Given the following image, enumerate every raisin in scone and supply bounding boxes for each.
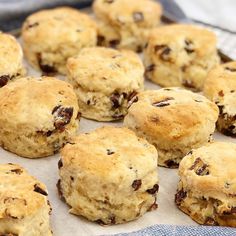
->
[0,163,52,235]
[204,62,236,137]
[0,32,25,87]
[57,126,158,224]
[176,142,236,227]
[124,88,219,168]
[144,24,220,91]
[22,7,97,75]
[0,76,80,158]
[66,47,144,121]
[93,0,162,52]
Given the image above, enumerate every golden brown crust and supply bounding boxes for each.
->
[176,142,236,227]
[93,0,162,51]
[144,24,219,91]
[0,76,79,158]
[22,7,97,74]
[204,62,236,136]
[124,88,219,167]
[66,47,144,121]
[59,126,158,224]
[0,164,52,235]
[204,62,236,100]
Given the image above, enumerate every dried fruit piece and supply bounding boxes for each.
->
[0,75,11,87]
[152,97,174,107]
[58,159,63,169]
[34,184,48,196]
[53,106,73,132]
[27,22,39,29]
[10,169,23,175]
[146,184,159,194]
[57,180,66,202]
[164,159,179,168]
[37,53,56,74]
[184,39,195,54]
[175,189,187,205]
[189,157,209,176]
[110,92,121,109]
[109,39,120,48]
[132,179,142,191]
[225,67,236,72]
[107,149,115,155]
[97,35,105,45]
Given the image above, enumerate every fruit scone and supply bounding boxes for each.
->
[0,76,80,158]
[144,24,220,91]
[57,126,159,225]
[93,0,162,52]
[124,88,219,168]
[176,142,236,227]
[66,47,144,121]
[0,163,52,235]
[22,7,97,75]
[204,62,236,137]
[0,32,25,87]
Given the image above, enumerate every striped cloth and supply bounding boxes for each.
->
[106,224,236,236]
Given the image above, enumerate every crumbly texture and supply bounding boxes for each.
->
[204,62,236,137]
[58,126,158,225]
[176,142,236,227]
[124,88,219,168]
[66,47,144,121]
[0,163,52,235]
[22,7,97,75]
[93,0,162,52]
[0,76,80,158]
[0,32,26,87]
[144,24,220,91]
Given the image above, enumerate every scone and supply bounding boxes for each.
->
[57,126,158,224]
[0,163,52,235]
[124,88,219,168]
[66,47,144,121]
[176,142,236,227]
[0,32,25,87]
[0,76,80,158]
[22,7,97,75]
[204,62,236,137]
[144,24,220,91]
[93,0,162,52]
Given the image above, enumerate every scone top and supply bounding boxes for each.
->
[22,7,97,47]
[59,126,158,224]
[61,127,157,181]
[126,88,219,141]
[67,47,144,94]
[61,126,157,182]
[147,24,218,58]
[22,7,97,74]
[204,61,236,102]
[0,76,79,132]
[0,163,49,220]
[93,0,162,27]
[179,142,236,206]
[144,24,220,91]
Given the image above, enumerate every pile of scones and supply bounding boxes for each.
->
[0,0,236,235]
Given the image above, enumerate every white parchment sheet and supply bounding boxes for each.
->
[3,33,234,235]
